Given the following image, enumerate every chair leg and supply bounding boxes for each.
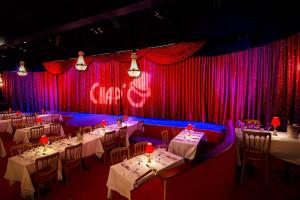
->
[240,157,246,184]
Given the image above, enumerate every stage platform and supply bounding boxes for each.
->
[60,112,226,132]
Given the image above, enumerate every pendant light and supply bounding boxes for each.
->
[128,52,141,78]
[76,51,87,71]
[17,61,28,76]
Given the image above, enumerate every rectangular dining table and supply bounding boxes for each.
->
[106,148,184,200]
[4,133,104,198]
[168,129,206,160]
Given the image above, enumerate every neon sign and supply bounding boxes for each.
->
[90,72,151,108]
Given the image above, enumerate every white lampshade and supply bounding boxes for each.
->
[17,61,28,76]
[128,52,141,78]
[0,73,3,87]
[76,51,87,71]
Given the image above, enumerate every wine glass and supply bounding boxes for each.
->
[68,134,72,139]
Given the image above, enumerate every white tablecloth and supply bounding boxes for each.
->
[38,114,63,122]
[0,114,63,135]
[236,128,300,166]
[4,147,62,198]
[0,119,13,134]
[14,123,65,144]
[107,148,184,200]
[0,137,6,157]
[168,130,206,160]
[4,133,104,198]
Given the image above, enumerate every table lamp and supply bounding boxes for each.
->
[187,124,193,131]
[39,135,49,151]
[271,117,280,136]
[145,142,154,163]
[16,111,22,117]
[36,117,43,124]
[101,120,107,127]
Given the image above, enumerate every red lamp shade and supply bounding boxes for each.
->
[271,117,280,127]
[36,117,43,123]
[16,111,22,117]
[187,124,193,130]
[39,135,49,144]
[101,120,107,127]
[145,142,154,153]
[124,114,128,121]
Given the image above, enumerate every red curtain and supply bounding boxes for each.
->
[3,36,300,125]
[43,41,206,74]
[1,72,58,112]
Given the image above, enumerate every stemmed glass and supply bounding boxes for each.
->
[68,134,72,140]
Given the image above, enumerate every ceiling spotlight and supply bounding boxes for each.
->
[97,27,104,34]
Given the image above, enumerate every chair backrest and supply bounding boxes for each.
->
[35,152,59,183]
[64,143,82,168]
[2,113,16,120]
[26,115,36,125]
[48,136,61,143]
[242,119,261,129]
[110,147,130,165]
[119,126,127,140]
[50,123,61,136]
[79,126,92,134]
[10,143,32,157]
[242,130,271,154]
[30,126,45,141]
[11,117,25,130]
[171,127,181,139]
[134,141,149,156]
[92,123,102,130]
[104,130,116,150]
[138,121,145,132]
[161,130,169,145]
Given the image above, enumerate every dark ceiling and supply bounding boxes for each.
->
[0,0,300,72]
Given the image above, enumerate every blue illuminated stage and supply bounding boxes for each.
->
[60,112,226,132]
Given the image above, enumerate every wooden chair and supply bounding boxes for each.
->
[48,136,61,144]
[29,126,45,143]
[133,141,149,156]
[33,152,59,200]
[240,130,271,185]
[11,117,25,133]
[118,126,127,147]
[161,130,170,150]
[25,115,36,125]
[79,126,92,134]
[171,127,181,139]
[103,130,116,164]
[131,121,145,143]
[49,123,61,136]
[63,143,82,183]
[110,147,130,165]
[2,113,16,120]
[92,123,102,130]
[242,119,261,129]
[10,143,32,157]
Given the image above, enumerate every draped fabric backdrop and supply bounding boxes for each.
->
[2,37,300,126]
[1,72,58,112]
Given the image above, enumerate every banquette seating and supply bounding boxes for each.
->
[131,120,236,200]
